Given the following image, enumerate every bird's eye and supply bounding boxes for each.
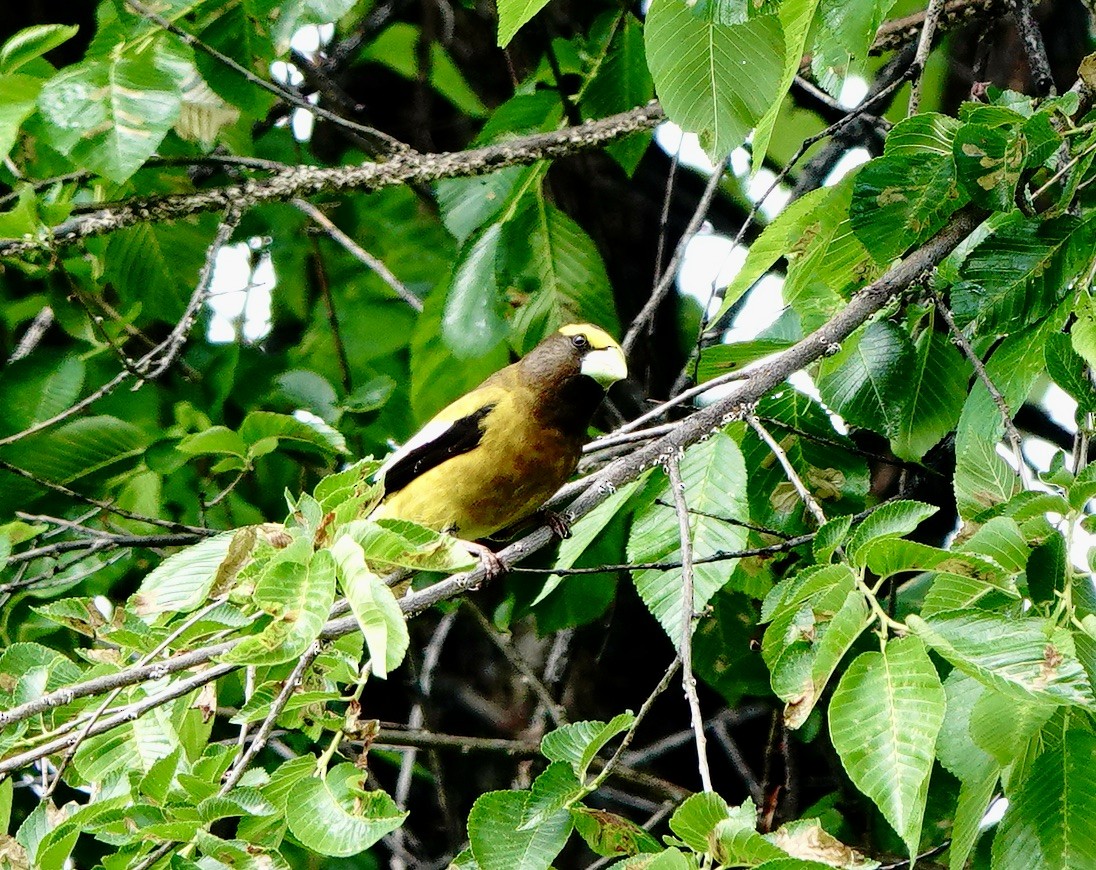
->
[571,334,590,350]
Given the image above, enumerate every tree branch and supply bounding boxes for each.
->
[0,104,665,259]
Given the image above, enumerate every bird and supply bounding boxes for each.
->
[370,323,627,575]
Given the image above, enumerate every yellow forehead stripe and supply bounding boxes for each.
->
[558,323,619,350]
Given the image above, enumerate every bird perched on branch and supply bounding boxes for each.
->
[371,323,627,575]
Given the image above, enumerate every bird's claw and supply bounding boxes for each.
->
[542,510,572,540]
[465,541,507,582]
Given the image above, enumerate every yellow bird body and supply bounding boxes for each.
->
[372,324,627,541]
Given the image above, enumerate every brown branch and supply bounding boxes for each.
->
[0,104,665,259]
[907,0,948,116]
[871,0,1011,55]
[1011,0,1054,96]
[667,456,712,792]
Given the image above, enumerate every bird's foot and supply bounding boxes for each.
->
[464,540,507,583]
[540,509,573,540]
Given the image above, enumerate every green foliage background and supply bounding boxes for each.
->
[1,0,1096,868]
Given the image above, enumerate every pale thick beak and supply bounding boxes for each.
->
[581,346,628,388]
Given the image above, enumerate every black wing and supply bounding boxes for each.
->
[380,403,497,495]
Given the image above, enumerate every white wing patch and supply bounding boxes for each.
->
[375,419,456,482]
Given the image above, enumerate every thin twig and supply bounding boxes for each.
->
[666,457,713,792]
[907,0,947,116]
[465,602,567,727]
[294,199,423,311]
[935,298,1031,487]
[622,154,730,355]
[8,307,54,362]
[748,415,827,525]
[391,612,455,870]
[124,0,408,154]
[220,642,322,794]
[0,206,241,446]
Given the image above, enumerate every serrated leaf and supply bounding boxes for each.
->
[992,730,1096,870]
[239,410,347,456]
[953,122,1025,212]
[541,712,634,781]
[329,535,409,678]
[133,532,236,617]
[572,806,661,857]
[220,548,336,666]
[949,213,1092,335]
[828,637,945,857]
[669,792,735,855]
[628,432,749,649]
[645,0,785,162]
[1046,332,1096,413]
[37,35,190,183]
[891,327,969,461]
[521,762,584,830]
[287,763,406,857]
[817,321,915,439]
[813,514,852,563]
[507,197,619,353]
[851,151,968,263]
[845,499,938,566]
[908,610,1095,707]
[468,790,572,870]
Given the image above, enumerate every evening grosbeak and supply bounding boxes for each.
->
[371,323,627,574]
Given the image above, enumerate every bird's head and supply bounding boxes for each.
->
[555,323,628,388]
[517,324,626,432]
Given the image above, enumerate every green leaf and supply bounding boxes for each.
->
[885,112,962,157]
[950,766,998,870]
[468,790,573,870]
[773,587,870,729]
[37,35,190,183]
[221,548,336,666]
[533,477,643,605]
[891,326,969,461]
[507,197,619,354]
[496,0,551,47]
[541,712,634,781]
[710,187,830,326]
[750,0,820,171]
[1046,332,1096,413]
[571,806,661,857]
[443,223,510,358]
[0,24,79,73]
[817,320,915,439]
[628,432,749,649]
[813,514,853,563]
[1,414,147,487]
[239,410,348,456]
[345,518,476,573]
[828,637,945,857]
[969,689,1054,768]
[935,672,996,784]
[177,426,250,459]
[953,122,1025,212]
[810,0,896,95]
[287,763,407,857]
[132,531,236,617]
[992,730,1096,870]
[949,213,1093,335]
[851,150,968,263]
[782,176,879,331]
[0,355,85,438]
[645,0,785,162]
[521,762,584,830]
[0,73,41,161]
[669,792,734,855]
[845,499,938,566]
[329,535,409,678]
[908,610,1096,707]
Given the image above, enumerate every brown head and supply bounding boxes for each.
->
[518,324,627,435]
